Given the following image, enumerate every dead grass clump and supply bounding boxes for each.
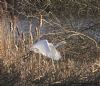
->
[0,1,100,85]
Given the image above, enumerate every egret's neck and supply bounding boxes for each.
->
[55,41,66,48]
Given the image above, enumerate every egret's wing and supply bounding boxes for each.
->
[30,40,51,56]
[48,43,61,60]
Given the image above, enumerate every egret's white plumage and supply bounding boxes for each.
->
[30,40,61,60]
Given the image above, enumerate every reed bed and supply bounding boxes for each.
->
[0,0,100,86]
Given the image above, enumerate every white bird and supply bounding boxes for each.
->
[30,39,66,60]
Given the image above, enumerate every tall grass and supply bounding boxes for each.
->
[0,0,100,86]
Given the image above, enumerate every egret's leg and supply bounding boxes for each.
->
[38,53,41,76]
[51,59,56,72]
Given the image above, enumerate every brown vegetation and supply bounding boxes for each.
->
[0,0,100,86]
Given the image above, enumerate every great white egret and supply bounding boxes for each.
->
[30,40,66,60]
